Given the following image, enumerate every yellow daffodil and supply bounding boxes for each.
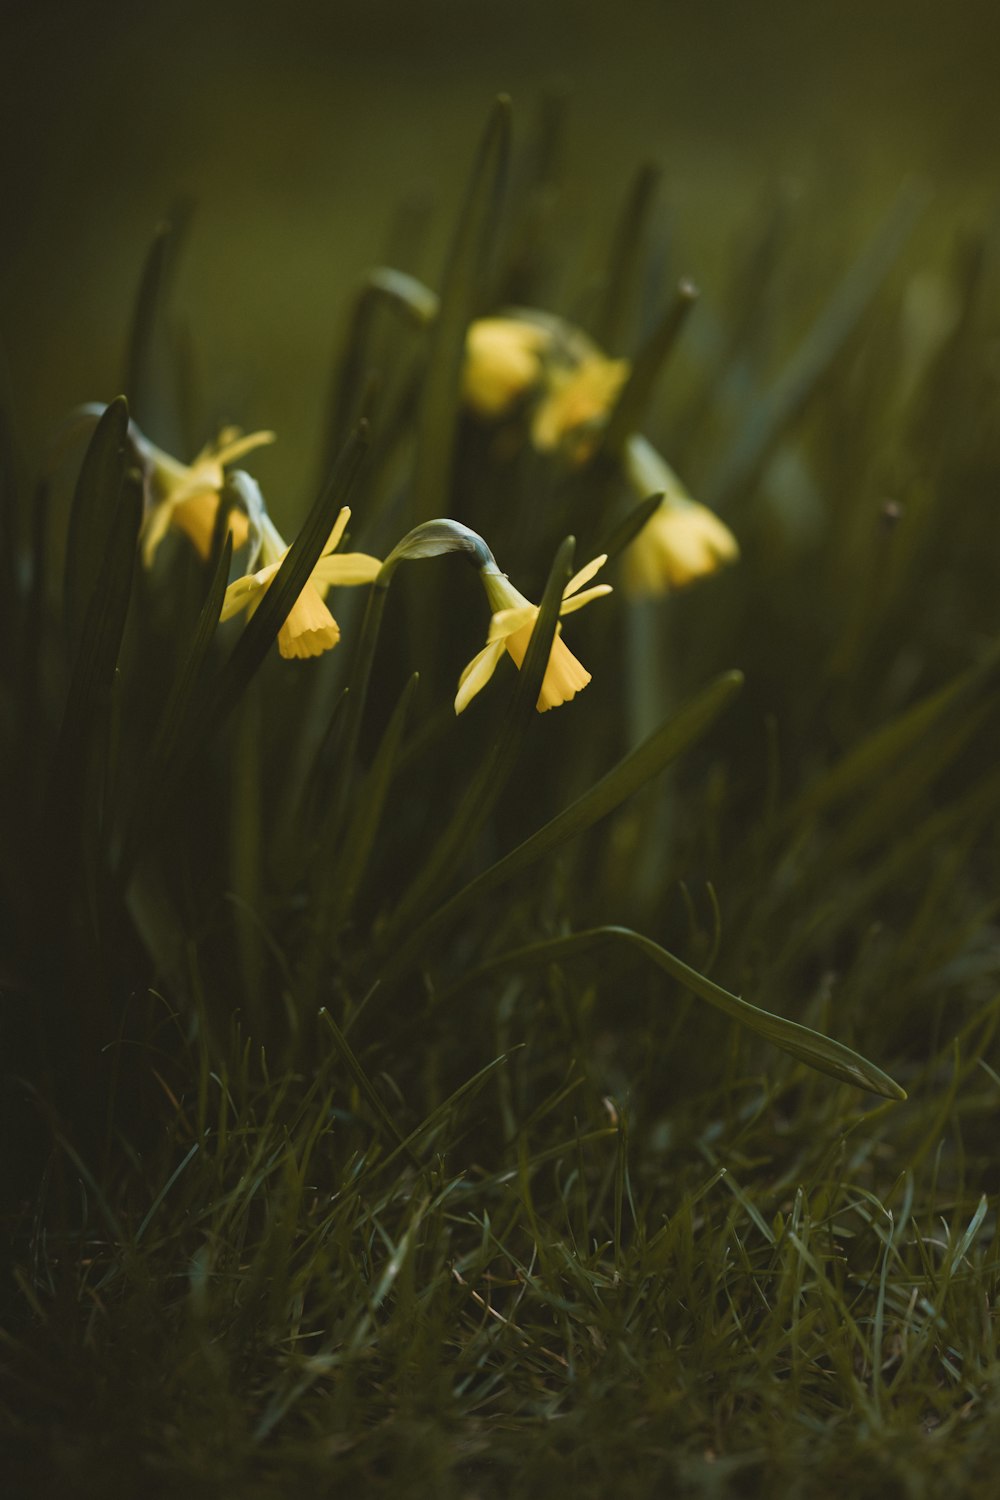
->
[622,434,739,598]
[531,353,630,463]
[456,555,612,714]
[220,505,381,660]
[462,317,553,417]
[135,424,276,566]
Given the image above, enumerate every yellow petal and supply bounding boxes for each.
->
[531,357,629,453]
[455,638,506,714]
[487,604,537,643]
[221,573,266,622]
[559,583,613,615]
[320,506,351,557]
[140,500,174,568]
[624,501,739,597]
[463,318,550,416]
[564,553,608,598]
[311,552,383,588]
[209,429,276,467]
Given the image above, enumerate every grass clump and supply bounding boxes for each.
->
[3,98,1000,1497]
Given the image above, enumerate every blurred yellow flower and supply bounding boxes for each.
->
[622,435,739,597]
[531,354,630,462]
[456,555,612,715]
[462,317,552,417]
[220,506,381,660]
[137,425,276,566]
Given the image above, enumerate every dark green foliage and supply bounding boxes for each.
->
[3,98,1000,1499]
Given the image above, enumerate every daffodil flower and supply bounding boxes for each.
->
[456,555,612,714]
[531,354,631,461]
[134,424,276,566]
[219,503,381,660]
[460,312,628,461]
[622,434,739,597]
[462,317,554,417]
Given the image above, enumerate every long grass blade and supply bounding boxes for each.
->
[441,925,906,1100]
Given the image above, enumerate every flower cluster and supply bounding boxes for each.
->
[461,311,738,594]
[79,296,739,719]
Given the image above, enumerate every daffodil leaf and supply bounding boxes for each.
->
[124,200,194,431]
[324,269,439,467]
[602,279,700,457]
[63,395,129,636]
[706,180,927,510]
[383,534,573,943]
[50,465,142,849]
[441,926,906,1102]
[115,535,233,882]
[788,633,1000,825]
[410,95,511,524]
[594,161,662,352]
[322,671,420,930]
[387,669,742,974]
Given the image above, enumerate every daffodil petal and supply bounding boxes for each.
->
[320,507,351,557]
[311,552,382,587]
[559,583,613,615]
[140,501,174,568]
[487,604,537,642]
[221,574,266,622]
[455,639,506,714]
[211,429,276,467]
[564,553,607,597]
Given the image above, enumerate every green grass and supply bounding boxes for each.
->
[4,98,1000,1498]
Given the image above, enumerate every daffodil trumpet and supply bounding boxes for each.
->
[220,486,381,660]
[622,434,739,598]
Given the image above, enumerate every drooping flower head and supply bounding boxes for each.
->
[462,317,553,417]
[220,484,381,660]
[461,311,629,465]
[531,353,630,463]
[456,554,612,715]
[133,423,276,566]
[622,434,739,598]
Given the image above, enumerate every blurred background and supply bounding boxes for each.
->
[3,0,1000,505]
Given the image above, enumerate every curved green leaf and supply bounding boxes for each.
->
[443,925,906,1101]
